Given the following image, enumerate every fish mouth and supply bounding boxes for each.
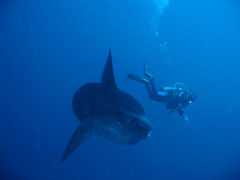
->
[138,116,152,138]
[130,128,152,144]
[142,126,152,138]
[122,113,153,143]
[147,130,152,137]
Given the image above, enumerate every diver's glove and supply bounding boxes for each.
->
[183,115,189,122]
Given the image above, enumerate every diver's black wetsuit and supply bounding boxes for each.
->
[145,80,191,121]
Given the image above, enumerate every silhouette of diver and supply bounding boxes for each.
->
[128,65,197,122]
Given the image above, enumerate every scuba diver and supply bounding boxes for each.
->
[127,65,197,122]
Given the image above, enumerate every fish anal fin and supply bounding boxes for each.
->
[60,124,91,162]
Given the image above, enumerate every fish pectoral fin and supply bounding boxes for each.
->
[60,124,92,162]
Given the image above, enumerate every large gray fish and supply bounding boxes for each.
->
[61,50,152,161]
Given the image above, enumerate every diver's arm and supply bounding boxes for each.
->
[176,104,189,122]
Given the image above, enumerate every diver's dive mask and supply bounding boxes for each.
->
[187,92,197,104]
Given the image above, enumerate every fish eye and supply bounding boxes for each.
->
[125,115,139,128]
[129,117,138,125]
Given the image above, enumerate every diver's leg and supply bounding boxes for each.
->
[128,71,159,101]
[149,79,157,94]
[145,80,161,101]
[145,82,153,97]
[143,64,158,97]
[127,72,158,100]
[127,64,154,84]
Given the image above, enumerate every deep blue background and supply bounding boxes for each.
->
[1,0,240,179]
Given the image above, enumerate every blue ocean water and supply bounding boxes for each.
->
[1,0,240,179]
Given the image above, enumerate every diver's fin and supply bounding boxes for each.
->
[101,49,118,89]
[127,73,149,84]
[143,64,154,81]
[60,124,92,162]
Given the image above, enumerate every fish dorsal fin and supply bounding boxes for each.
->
[101,49,118,89]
